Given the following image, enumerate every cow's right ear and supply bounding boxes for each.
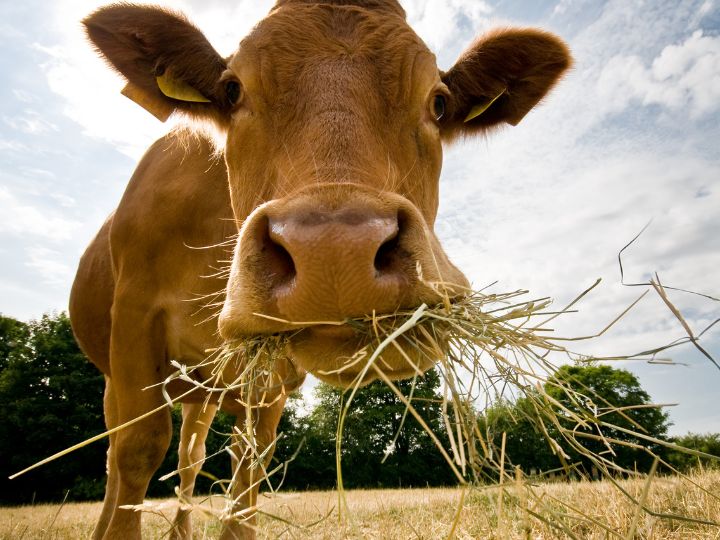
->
[83,4,230,124]
[440,28,572,140]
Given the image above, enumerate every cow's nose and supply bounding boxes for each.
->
[259,209,412,319]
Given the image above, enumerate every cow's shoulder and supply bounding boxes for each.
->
[109,129,232,283]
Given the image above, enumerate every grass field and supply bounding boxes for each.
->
[2,470,719,539]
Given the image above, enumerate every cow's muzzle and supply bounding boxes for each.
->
[218,184,468,383]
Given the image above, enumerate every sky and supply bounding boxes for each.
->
[0,0,718,435]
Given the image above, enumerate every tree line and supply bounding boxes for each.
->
[0,312,717,505]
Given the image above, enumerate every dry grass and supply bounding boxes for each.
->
[2,470,719,539]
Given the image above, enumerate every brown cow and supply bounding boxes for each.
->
[69,1,570,538]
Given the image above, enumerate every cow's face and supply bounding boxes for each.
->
[84,1,570,386]
[223,5,445,218]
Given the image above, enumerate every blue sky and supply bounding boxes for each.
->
[1,0,718,435]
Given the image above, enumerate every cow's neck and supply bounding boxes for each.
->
[274,0,405,17]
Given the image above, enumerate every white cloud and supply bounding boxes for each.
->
[12,89,36,104]
[0,139,29,152]
[0,278,68,321]
[533,0,719,146]
[436,132,720,356]
[20,167,57,180]
[553,0,573,15]
[25,246,74,288]
[3,110,58,135]
[405,0,493,54]
[182,0,276,53]
[597,30,720,118]
[50,193,77,208]
[0,22,25,40]
[0,187,81,241]
[688,0,715,29]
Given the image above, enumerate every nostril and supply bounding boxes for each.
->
[374,231,400,275]
[261,221,296,289]
[374,210,410,277]
[267,241,296,286]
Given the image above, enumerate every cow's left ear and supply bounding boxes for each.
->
[440,28,572,139]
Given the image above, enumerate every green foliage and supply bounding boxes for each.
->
[479,397,559,476]
[273,391,338,490]
[479,364,672,477]
[546,364,670,473]
[0,312,106,504]
[273,370,456,490]
[0,315,29,372]
[667,433,720,472]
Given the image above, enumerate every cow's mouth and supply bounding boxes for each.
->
[275,313,441,387]
[306,324,358,339]
[218,297,465,390]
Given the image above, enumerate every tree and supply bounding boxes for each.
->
[273,390,338,491]
[0,312,106,503]
[543,364,670,474]
[478,396,559,477]
[667,433,720,472]
[273,369,457,490]
[478,364,671,477]
[0,315,29,372]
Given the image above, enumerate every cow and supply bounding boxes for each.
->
[68,1,571,538]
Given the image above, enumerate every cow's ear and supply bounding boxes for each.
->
[440,28,572,140]
[83,4,230,124]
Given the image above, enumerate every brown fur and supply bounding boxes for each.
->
[275,0,406,17]
[72,2,571,539]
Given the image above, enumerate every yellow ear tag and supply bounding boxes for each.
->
[156,73,211,103]
[464,89,505,123]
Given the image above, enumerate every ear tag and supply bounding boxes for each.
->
[464,89,505,123]
[156,73,211,103]
[121,83,173,122]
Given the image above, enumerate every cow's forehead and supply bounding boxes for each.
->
[229,5,438,107]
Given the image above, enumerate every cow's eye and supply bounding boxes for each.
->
[226,80,242,106]
[432,94,446,121]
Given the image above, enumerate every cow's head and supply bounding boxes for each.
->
[84,1,571,386]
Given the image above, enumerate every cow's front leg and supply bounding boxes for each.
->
[220,396,287,540]
[102,309,173,540]
[171,402,218,540]
[92,377,120,540]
